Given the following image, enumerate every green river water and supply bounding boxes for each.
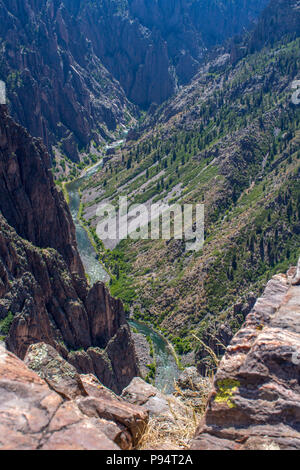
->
[66,158,180,393]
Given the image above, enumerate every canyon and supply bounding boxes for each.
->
[0,261,299,450]
[0,105,139,394]
[0,0,269,161]
[0,0,299,452]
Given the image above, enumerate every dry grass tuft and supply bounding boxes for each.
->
[137,405,198,450]
[137,378,213,450]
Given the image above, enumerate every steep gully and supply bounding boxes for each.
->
[66,146,180,393]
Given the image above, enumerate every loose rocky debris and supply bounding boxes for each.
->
[122,377,208,450]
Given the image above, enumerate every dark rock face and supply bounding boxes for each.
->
[127,0,269,87]
[0,105,83,276]
[0,0,135,160]
[77,2,175,109]
[68,325,140,394]
[0,0,269,152]
[71,0,269,106]
[0,344,148,450]
[248,0,300,51]
[0,106,139,393]
[191,264,300,450]
[231,0,300,61]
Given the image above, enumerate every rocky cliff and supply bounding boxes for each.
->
[0,105,83,276]
[191,262,300,450]
[0,105,139,393]
[0,0,136,160]
[231,0,300,61]
[0,0,269,156]
[248,0,300,51]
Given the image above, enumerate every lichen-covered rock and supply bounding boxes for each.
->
[191,265,300,450]
[24,343,86,400]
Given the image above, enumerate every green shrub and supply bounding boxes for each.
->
[0,312,14,336]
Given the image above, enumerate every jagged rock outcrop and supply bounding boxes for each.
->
[0,0,269,153]
[0,0,135,159]
[131,332,153,379]
[0,106,139,393]
[0,343,148,450]
[191,264,300,450]
[0,200,138,394]
[0,105,83,275]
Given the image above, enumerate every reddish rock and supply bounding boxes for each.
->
[0,344,147,450]
[80,374,121,402]
[77,396,148,447]
[191,266,300,450]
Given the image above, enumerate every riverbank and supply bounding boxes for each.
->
[130,319,180,393]
[65,160,181,393]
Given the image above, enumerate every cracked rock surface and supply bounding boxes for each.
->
[191,263,300,450]
[0,343,148,450]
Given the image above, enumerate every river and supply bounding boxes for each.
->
[66,154,180,393]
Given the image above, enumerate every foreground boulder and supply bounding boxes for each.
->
[191,265,300,450]
[0,344,148,450]
[122,377,190,423]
